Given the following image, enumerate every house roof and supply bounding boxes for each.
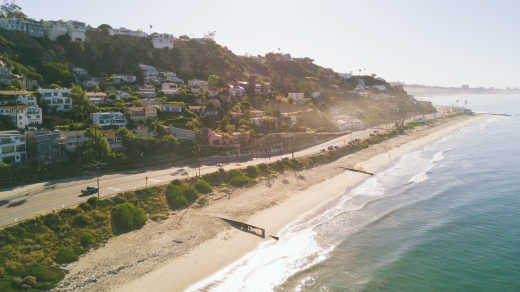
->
[86,92,107,97]
[0,90,31,96]
[0,105,30,110]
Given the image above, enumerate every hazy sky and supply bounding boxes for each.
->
[16,0,519,88]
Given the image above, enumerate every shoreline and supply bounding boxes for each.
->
[55,114,487,292]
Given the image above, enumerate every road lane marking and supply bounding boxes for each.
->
[148,178,161,183]
[108,187,121,192]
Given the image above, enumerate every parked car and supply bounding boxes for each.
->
[80,186,98,196]
[320,149,326,153]
[282,157,289,161]
[328,145,334,151]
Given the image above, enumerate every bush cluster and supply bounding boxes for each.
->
[165,181,199,210]
[195,179,213,194]
[111,202,147,235]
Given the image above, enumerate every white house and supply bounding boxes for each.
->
[152,34,175,49]
[61,130,89,152]
[0,18,45,38]
[160,103,183,113]
[115,91,131,99]
[43,20,87,41]
[288,92,305,103]
[111,74,136,83]
[0,130,26,163]
[109,27,148,38]
[38,88,72,111]
[90,112,127,128]
[335,116,364,131]
[0,91,37,106]
[86,92,108,106]
[161,72,183,83]
[0,105,42,129]
[138,64,159,82]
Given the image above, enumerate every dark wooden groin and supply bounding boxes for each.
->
[217,217,266,238]
[339,167,374,176]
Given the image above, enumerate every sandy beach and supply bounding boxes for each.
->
[54,114,486,292]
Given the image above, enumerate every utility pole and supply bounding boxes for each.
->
[145,176,148,187]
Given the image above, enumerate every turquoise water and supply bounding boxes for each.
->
[189,95,520,292]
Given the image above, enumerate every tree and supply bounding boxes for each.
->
[70,86,94,122]
[76,127,112,162]
[111,202,147,234]
[0,1,26,18]
[208,74,224,89]
[42,62,72,86]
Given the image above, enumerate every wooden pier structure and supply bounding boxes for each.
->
[339,167,374,176]
[217,217,266,239]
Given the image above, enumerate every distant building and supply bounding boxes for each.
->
[86,92,107,106]
[137,88,157,98]
[335,116,364,131]
[152,34,175,49]
[43,20,87,41]
[161,72,183,83]
[138,64,159,82]
[90,112,127,128]
[141,98,162,106]
[125,106,157,122]
[111,74,136,84]
[0,18,45,38]
[288,92,305,103]
[109,27,148,38]
[370,85,386,92]
[100,130,123,151]
[312,91,321,99]
[163,126,196,141]
[38,88,72,112]
[0,130,26,163]
[0,91,36,106]
[0,105,42,129]
[160,103,183,113]
[26,130,66,163]
[188,79,209,94]
[61,130,88,152]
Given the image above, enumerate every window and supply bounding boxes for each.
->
[2,145,15,153]
[16,144,25,152]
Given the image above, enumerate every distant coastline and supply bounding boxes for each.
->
[404,85,520,97]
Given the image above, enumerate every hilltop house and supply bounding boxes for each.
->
[152,34,175,49]
[0,91,36,106]
[0,130,26,163]
[0,18,45,38]
[38,88,72,111]
[109,27,147,38]
[43,20,87,41]
[26,130,66,163]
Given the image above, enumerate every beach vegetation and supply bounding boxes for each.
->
[110,202,147,235]
[195,179,212,194]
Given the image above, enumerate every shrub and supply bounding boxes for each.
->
[42,213,60,231]
[165,182,198,209]
[27,264,64,286]
[227,170,252,187]
[195,179,212,194]
[245,165,259,178]
[78,202,92,211]
[257,163,270,175]
[111,202,147,234]
[165,184,188,210]
[72,214,92,227]
[55,247,78,264]
[79,232,94,248]
[86,197,98,208]
[198,197,208,207]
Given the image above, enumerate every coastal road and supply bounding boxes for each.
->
[0,114,439,227]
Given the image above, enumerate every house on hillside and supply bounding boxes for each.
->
[86,92,108,106]
[0,18,45,38]
[160,103,183,113]
[152,34,175,49]
[288,92,305,104]
[111,74,136,84]
[61,130,89,152]
[26,130,66,163]
[109,27,147,38]
[125,106,157,122]
[100,130,123,151]
[38,88,72,111]
[0,105,42,129]
[90,112,127,128]
[138,64,159,82]
[0,91,36,106]
[0,130,26,163]
[163,126,196,141]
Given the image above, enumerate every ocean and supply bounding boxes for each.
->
[189,94,520,292]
